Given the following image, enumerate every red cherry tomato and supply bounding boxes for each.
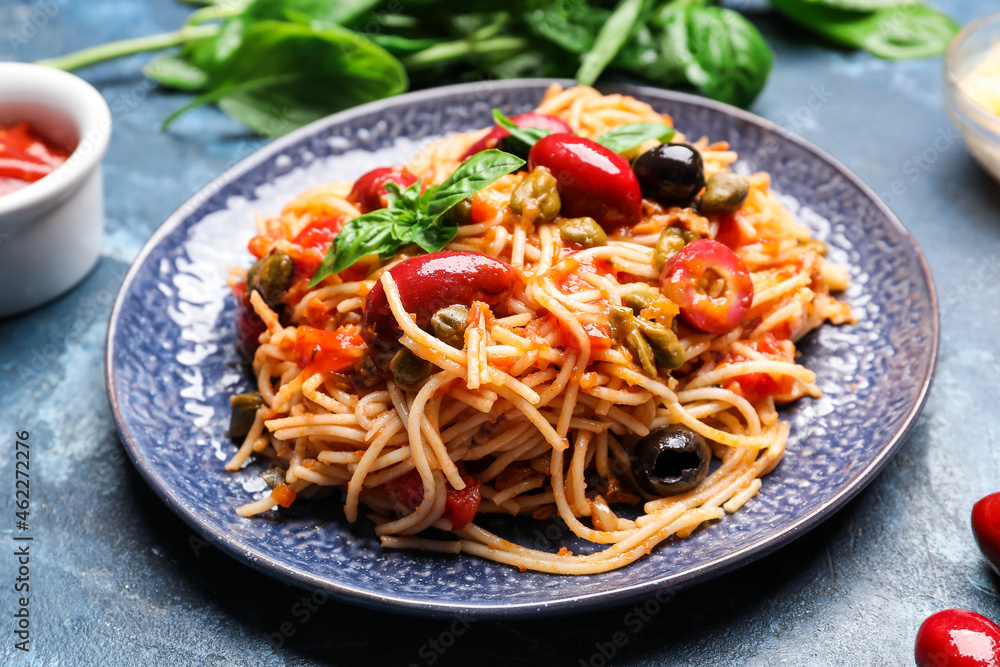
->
[462,112,573,158]
[347,166,418,213]
[528,134,642,229]
[714,214,746,249]
[363,250,516,366]
[660,239,753,334]
[973,493,1000,577]
[232,281,267,359]
[915,609,1000,667]
[385,470,482,530]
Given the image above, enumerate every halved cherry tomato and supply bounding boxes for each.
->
[722,333,794,403]
[232,281,267,359]
[915,609,1000,667]
[462,112,573,159]
[294,326,365,375]
[385,470,482,530]
[660,239,753,334]
[363,250,516,367]
[347,166,418,213]
[528,134,642,229]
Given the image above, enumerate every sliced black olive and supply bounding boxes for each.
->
[631,143,705,208]
[631,425,710,496]
[229,392,263,439]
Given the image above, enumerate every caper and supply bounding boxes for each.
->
[510,166,561,223]
[358,354,382,387]
[391,348,434,386]
[431,304,470,348]
[247,251,293,309]
[558,217,607,247]
[261,466,286,490]
[441,197,473,226]
[229,392,263,439]
[625,285,659,315]
[608,305,635,342]
[624,328,657,378]
[799,239,828,257]
[653,227,692,272]
[698,172,749,215]
[635,319,686,370]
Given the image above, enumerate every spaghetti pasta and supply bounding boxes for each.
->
[225,84,855,574]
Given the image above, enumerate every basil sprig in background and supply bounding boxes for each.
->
[309,149,525,286]
[39,0,959,136]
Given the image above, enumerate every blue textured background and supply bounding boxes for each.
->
[1,1,998,664]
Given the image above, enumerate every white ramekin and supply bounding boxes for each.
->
[944,11,1000,184]
[0,62,112,317]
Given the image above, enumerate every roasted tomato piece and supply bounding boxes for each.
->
[528,134,642,229]
[722,333,794,403]
[294,326,365,375]
[363,250,516,368]
[347,166,418,213]
[462,112,573,159]
[660,239,753,334]
[293,215,344,251]
[385,470,482,530]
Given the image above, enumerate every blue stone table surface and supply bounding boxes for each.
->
[1,1,998,664]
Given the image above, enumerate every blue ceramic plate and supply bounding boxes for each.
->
[106,80,938,619]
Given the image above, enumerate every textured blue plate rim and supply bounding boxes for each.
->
[105,78,939,619]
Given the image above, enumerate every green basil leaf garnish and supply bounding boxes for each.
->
[309,149,524,286]
[595,122,675,154]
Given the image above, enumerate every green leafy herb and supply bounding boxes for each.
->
[36,0,961,133]
[657,4,774,108]
[576,0,643,86]
[309,149,524,286]
[769,0,959,59]
[595,122,676,153]
[492,108,552,154]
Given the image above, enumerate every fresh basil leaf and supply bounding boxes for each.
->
[659,4,773,108]
[171,20,407,135]
[576,0,643,86]
[523,3,609,55]
[144,55,208,91]
[310,208,397,284]
[426,149,525,220]
[769,0,959,59]
[595,122,675,153]
[492,109,552,152]
[310,149,523,285]
[795,0,918,10]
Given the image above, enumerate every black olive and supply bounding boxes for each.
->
[631,425,711,496]
[631,143,705,208]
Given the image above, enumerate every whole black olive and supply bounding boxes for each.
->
[631,143,705,208]
[631,425,711,496]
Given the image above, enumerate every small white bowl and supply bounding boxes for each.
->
[0,62,112,317]
[944,11,1000,184]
